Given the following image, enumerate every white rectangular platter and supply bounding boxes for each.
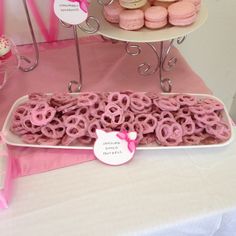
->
[2,93,234,150]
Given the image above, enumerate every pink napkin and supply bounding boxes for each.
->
[0,138,13,209]
[8,146,95,177]
[0,36,211,177]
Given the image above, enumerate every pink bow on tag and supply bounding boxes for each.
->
[117,131,137,153]
[68,0,89,13]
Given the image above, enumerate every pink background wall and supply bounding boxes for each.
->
[1,0,236,116]
[0,0,74,45]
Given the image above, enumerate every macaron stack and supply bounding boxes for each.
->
[119,10,145,30]
[168,1,197,26]
[103,0,202,31]
[144,6,168,29]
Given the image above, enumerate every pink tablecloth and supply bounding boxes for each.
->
[0,36,211,177]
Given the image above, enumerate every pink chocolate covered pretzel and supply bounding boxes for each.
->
[175,94,197,107]
[21,115,41,134]
[175,115,195,136]
[21,133,42,144]
[37,136,61,146]
[50,93,74,105]
[10,92,231,147]
[155,118,183,146]
[29,93,47,101]
[135,114,157,134]
[108,92,130,110]
[202,98,224,111]
[101,103,124,128]
[183,134,204,145]
[205,121,231,141]
[41,118,65,139]
[30,101,56,126]
[154,97,180,111]
[77,92,99,106]
[88,120,102,138]
[130,93,152,111]
[64,115,88,138]
[194,113,220,126]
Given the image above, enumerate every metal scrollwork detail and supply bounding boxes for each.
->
[126,43,160,76]
[177,36,186,45]
[60,15,100,92]
[20,0,39,72]
[125,43,141,56]
[77,16,100,34]
[160,78,172,93]
[162,39,177,72]
[125,36,186,92]
[162,36,187,73]
[68,80,82,93]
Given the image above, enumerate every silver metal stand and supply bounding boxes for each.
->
[22,0,99,92]
[22,0,185,92]
[98,0,186,93]
[59,17,99,92]
[126,37,186,92]
[20,0,39,72]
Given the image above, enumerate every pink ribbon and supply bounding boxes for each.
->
[68,0,89,13]
[0,0,4,35]
[116,131,137,153]
[28,0,59,42]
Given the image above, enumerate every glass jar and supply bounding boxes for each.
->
[0,36,20,90]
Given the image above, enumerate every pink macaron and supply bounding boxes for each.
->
[103,1,124,24]
[119,0,147,9]
[119,9,144,31]
[168,1,197,26]
[152,1,176,9]
[144,6,168,29]
[182,0,201,12]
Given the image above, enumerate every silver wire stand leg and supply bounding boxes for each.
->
[68,26,83,93]
[20,0,39,72]
[60,17,99,93]
[159,41,172,93]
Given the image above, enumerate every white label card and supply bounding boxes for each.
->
[94,130,137,166]
[54,0,88,25]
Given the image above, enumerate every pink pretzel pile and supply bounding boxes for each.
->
[10,92,231,147]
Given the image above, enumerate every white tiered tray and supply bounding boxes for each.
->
[2,93,234,150]
[89,2,208,42]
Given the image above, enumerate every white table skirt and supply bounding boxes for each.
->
[0,128,236,236]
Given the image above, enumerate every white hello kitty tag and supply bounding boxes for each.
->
[54,0,88,25]
[94,130,137,166]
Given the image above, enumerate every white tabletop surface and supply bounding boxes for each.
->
[0,128,236,236]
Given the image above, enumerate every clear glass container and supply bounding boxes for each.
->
[0,37,20,90]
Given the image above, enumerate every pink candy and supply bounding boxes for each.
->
[30,102,56,126]
[10,92,231,147]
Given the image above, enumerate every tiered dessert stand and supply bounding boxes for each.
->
[21,0,208,92]
[89,0,208,92]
